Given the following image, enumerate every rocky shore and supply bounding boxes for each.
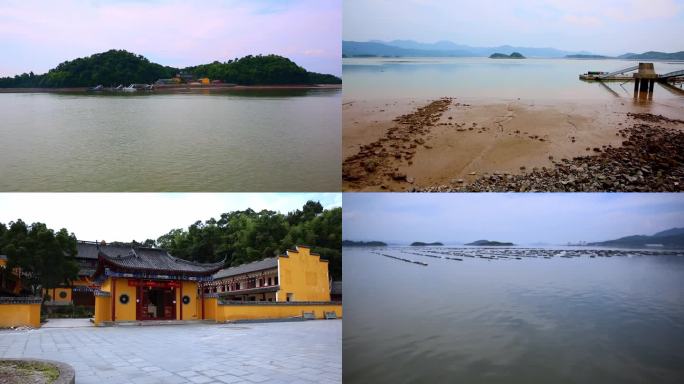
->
[421,112,684,192]
[342,98,453,188]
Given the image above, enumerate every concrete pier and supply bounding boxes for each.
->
[634,62,658,98]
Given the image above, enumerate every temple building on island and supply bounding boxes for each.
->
[92,244,224,323]
[206,246,332,303]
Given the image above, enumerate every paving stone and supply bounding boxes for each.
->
[0,321,340,383]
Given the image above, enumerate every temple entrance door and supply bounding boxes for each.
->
[139,287,176,320]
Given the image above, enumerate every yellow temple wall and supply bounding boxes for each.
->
[277,246,331,302]
[176,281,200,320]
[203,297,218,320]
[51,287,72,304]
[215,302,342,322]
[111,278,136,322]
[94,295,111,325]
[0,302,41,328]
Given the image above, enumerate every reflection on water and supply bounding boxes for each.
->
[0,89,341,191]
[344,246,684,384]
[343,57,684,103]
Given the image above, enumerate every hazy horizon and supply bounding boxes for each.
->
[0,193,341,243]
[0,0,341,77]
[343,194,684,245]
[344,0,684,56]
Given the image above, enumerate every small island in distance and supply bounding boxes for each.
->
[342,240,388,247]
[465,240,515,246]
[489,52,525,59]
[410,241,444,246]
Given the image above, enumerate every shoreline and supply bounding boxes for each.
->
[342,96,684,192]
[0,84,341,93]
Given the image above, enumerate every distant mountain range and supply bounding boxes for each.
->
[343,40,590,58]
[589,228,684,248]
[343,40,684,60]
[617,51,684,60]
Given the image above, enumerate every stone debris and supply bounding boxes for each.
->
[343,98,453,188]
[419,113,684,192]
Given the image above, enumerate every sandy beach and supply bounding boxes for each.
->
[342,96,684,191]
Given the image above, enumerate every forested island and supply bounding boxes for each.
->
[410,242,444,246]
[489,52,525,59]
[565,54,611,59]
[465,240,515,246]
[0,49,341,88]
[342,240,387,247]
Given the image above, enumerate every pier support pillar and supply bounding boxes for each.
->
[634,79,639,93]
[640,78,650,93]
[649,80,655,93]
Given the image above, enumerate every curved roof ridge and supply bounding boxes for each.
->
[171,254,226,268]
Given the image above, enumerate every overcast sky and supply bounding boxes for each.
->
[344,0,684,55]
[0,0,341,77]
[0,193,341,243]
[343,194,684,245]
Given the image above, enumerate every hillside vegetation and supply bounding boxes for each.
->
[0,50,341,88]
[156,201,342,279]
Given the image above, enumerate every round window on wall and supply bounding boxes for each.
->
[119,294,130,304]
[59,291,67,299]
[182,295,191,305]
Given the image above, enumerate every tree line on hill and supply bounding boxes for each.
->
[0,201,341,297]
[185,54,341,85]
[0,50,341,88]
[154,201,341,279]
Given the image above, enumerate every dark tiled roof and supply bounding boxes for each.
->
[213,257,278,280]
[77,241,127,260]
[99,246,224,275]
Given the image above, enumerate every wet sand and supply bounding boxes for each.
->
[342,96,684,191]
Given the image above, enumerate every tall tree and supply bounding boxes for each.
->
[157,201,342,279]
[0,220,79,298]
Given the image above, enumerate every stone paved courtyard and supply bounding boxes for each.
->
[0,319,341,384]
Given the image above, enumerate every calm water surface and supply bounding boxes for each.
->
[0,89,340,191]
[343,57,684,103]
[344,246,684,383]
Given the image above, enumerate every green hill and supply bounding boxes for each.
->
[618,51,684,60]
[410,241,444,246]
[185,54,341,85]
[489,52,525,59]
[588,228,684,248]
[0,50,177,88]
[0,50,341,88]
[465,240,515,246]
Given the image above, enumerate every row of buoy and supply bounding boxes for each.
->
[372,251,428,266]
